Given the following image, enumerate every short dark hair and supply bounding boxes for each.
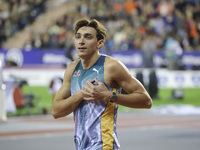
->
[74,19,107,41]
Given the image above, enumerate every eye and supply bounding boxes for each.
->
[85,35,92,39]
[86,36,92,39]
[75,34,80,39]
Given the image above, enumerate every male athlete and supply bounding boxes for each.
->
[52,19,152,150]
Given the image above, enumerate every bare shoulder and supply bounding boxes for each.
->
[104,56,143,93]
[104,55,132,88]
[105,55,119,68]
[105,55,117,63]
[63,59,80,80]
[104,55,129,72]
[68,59,80,69]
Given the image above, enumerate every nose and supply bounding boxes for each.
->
[79,37,85,45]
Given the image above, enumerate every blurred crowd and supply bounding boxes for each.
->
[24,0,200,52]
[0,0,46,47]
[1,0,200,68]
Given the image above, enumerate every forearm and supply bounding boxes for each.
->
[52,91,83,119]
[116,91,152,109]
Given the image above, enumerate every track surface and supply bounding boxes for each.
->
[0,111,200,150]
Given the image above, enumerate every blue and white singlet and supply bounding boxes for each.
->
[71,55,120,150]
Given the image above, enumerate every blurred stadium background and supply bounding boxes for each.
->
[0,0,200,120]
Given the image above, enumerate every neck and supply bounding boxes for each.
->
[81,53,101,69]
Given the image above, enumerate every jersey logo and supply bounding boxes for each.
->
[73,70,81,77]
[93,68,101,75]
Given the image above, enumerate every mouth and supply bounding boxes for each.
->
[78,47,87,51]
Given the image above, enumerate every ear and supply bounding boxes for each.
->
[97,39,105,49]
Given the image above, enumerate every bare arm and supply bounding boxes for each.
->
[105,57,152,108]
[52,61,83,119]
[80,56,152,109]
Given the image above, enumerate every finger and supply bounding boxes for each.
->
[83,97,95,101]
[93,78,103,85]
[80,90,95,101]
[82,84,92,93]
[89,78,96,83]
[89,78,99,86]
[80,89,93,97]
[82,81,94,92]
[86,80,95,87]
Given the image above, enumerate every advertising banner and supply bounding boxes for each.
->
[0,48,200,69]
[0,48,66,67]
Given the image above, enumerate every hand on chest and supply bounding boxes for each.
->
[79,67,104,87]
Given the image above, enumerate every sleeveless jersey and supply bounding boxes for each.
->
[71,55,120,150]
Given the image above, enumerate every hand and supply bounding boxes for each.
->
[80,78,111,101]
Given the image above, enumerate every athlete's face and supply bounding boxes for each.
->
[74,27,103,58]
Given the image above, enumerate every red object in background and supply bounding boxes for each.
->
[13,85,25,107]
[124,0,136,14]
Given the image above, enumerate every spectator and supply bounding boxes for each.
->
[141,30,157,68]
[164,32,183,70]
[0,0,47,46]
[1,0,200,67]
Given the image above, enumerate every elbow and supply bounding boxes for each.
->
[52,111,59,119]
[52,107,70,119]
[52,115,59,119]
[145,99,153,109]
[51,102,63,119]
[146,102,152,109]
[52,109,61,119]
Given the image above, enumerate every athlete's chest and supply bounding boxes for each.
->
[72,65,104,87]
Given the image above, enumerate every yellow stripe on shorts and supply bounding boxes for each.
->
[101,88,116,150]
